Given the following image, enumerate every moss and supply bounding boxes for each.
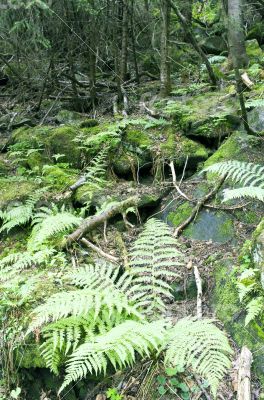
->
[0,158,10,175]
[42,165,77,190]
[246,39,263,60]
[48,126,81,166]
[27,151,47,171]
[55,109,84,124]
[158,129,208,166]
[79,119,99,128]
[164,91,240,138]
[167,203,193,227]
[18,345,45,369]
[125,128,152,148]
[0,177,39,208]
[212,259,264,383]
[203,131,264,168]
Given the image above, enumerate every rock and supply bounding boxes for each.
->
[248,106,264,133]
[55,109,85,124]
[170,275,198,301]
[201,35,227,55]
[167,205,235,244]
[0,177,39,208]
[0,157,10,175]
[42,164,78,190]
[246,39,263,62]
[211,258,264,385]
[79,118,99,128]
[203,131,264,168]
[163,91,240,140]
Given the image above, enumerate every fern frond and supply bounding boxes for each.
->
[203,161,264,188]
[129,218,184,313]
[59,320,166,393]
[165,318,233,397]
[0,189,45,233]
[28,205,82,250]
[245,297,263,326]
[223,187,264,202]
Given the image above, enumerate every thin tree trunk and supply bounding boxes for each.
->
[160,0,171,97]
[131,0,140,83]
[228,0,248,68]
[120,0,128,81]
[169,0,217,87]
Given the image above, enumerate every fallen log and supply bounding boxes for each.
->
[237,346,252,400]
[66,196,139,246]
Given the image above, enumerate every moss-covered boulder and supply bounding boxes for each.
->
[203,131,264,167]
[42,164,78,190]
[163,92,240,139]
[0,177,39,208]
[167,204,235,244]
[211,258,264,384]
[55,109,85,124]
[246,39,263,62]
[248,106,264,133]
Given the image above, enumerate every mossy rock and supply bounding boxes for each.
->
[246,39,263,61]
[48,126,81,166]
[0,177,39,208]
[203,131,264,167]
[211,259,264,384]
[159,130,209,167]
[168,205,235,243]
[248,106,264,133]
[42,164,78,190]
[79,118,99,128]
[55,109,85,124]
[163,91,240,139]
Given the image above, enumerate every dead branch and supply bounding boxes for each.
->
[173,174,227,237]
[170,161,192,201]
[81,238,119,263]
[194,265,202,319]
[241,72,254,89]
[237,347,252,400]
[66,196,139,246]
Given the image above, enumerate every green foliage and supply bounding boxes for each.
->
[203,160,264,202]
[130,218,184,313]
[237,268,264,325]
[165,318,232,398]
[28,204,82,251]
[156,366,190,399]
[245,98,264,109]
[26,219,232,397]
[106,388,123,400]
[0,189,45,233]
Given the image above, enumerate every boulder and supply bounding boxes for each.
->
[0,177,39,208]
[203,131,264,167]
[248,106,264,133]
[246,39,263,62]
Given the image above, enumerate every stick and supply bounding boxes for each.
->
[66,196,139,246]
[169,161,192,201]
[173,174,227,237]
[81,238,119,263]
[237,346,252,400]
[193,266,202,319]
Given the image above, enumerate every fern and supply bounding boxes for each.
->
[59,320,166,393]
[165,318,233,397]
[27,204,82,251]
[245,98,264,109]
[203,161,264,202]
[245,297,263,325]
[130,218,184,313]
[0,189,45,233]
[0,248,55,280]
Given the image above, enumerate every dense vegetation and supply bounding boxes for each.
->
[0,0,264,399]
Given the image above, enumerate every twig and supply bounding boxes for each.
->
[81,238,119,263]
[179,155,189,187]
[193,265,202,319]
[169,161,192,201]
[194,374,211,400]
[173,174,227,237]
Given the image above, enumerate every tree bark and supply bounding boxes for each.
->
[160,0,171,97]
[227,0,248,68]
[120,0,129,82]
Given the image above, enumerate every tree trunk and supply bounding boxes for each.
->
[169,0,217,87]
[131,0,140,83]
[178,0,193,25]
[160,0,171,97]
[120,0,128,82]
[228,0,248,68]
